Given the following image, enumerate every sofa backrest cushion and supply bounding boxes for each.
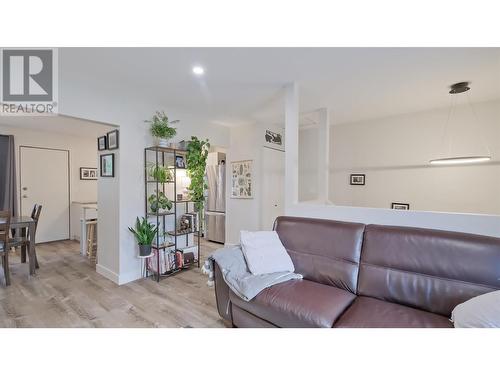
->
[358,225,500,317]
[274,216,365,294]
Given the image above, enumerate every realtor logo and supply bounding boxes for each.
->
[1,48,58,115]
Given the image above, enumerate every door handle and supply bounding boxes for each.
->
[22,195,28,198]
[22,187,28,191]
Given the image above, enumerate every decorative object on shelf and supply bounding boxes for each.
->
[80,167,97,180]
[429,82,491,165]
[107,129,119,150]
[176,193,184,201]
[179,215,192,232]
[178,140,190,150]
[100,153,114,177]
[148,191,172,213]
[181,176,191,199]
[128,217,158,257]
[392,202,410,210]
[147,163,173,183]
[230,160,253,199]
[175,155,186,168]
[146,111,178,147]
[97,135,107,151]
[186,136,210,210]
[350,174,365,186]
[264,129,284,151]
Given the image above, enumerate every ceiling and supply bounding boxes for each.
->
[60,48,500,126]
[0,115,115,137]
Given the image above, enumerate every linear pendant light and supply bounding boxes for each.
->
[429,82,491,165]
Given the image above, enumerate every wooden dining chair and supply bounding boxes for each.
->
[14,204,42,269]
[0,210,12,286]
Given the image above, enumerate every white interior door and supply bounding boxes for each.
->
[261,147,285,230]
[20,146,70,243]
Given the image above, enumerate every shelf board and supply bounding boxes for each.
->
[146,180,174,184]
[152,242,175,250]
[167,229,198,236]
[147,212,175,217]
[175,200,193,204]
[145,146,188,154]
[147,261,200,278]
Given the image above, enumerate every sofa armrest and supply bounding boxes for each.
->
[213,260,233,325]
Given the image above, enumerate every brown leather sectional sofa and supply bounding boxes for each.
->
[213,216,500,328]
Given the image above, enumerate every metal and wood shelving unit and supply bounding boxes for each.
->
[144,146,200,282]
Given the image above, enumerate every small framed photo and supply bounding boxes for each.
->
[175,155,186,168]
[97,135,107,151]
[350,174,365,186]
[107,129,119,150]
[80,167,97,180]
[392,202,410,210]
[100,153,115,177]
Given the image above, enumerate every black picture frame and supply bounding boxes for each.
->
[80,167,98,180]
[175,155,186,168]
[100,153,115,177]
[350,174,365,185]
[107,129,119,150]
[392,202,410,210]
[97,135,107,151]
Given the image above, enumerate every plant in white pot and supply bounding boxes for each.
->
[146,111,178,147]
[128,217,158,257]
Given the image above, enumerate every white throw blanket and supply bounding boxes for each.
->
[202,245,302,301]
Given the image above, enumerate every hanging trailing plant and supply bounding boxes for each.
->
[186,136,210,211]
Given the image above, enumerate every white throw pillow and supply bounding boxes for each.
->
[240,230,295,275]
[451,290,500,328]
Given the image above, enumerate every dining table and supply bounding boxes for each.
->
[0,216,37,276]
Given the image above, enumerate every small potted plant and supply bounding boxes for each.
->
[148,191,173,214]
[147,163,173,183]
[145,111,178,147]
[128,217,158,257]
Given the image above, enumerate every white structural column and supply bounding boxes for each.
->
[284,82,299,213]
[317,108,330,203]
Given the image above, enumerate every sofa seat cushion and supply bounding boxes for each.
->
[334,296,453,328]
[229,279,356,328]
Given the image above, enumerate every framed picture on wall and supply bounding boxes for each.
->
[80,167,98,180]
[231,160,253,199]
[350,174,365,185]
[97,135,107,151]
[392,202,410,210]
[100,153,115,177]
[107,129,119,150]
[264,129,284,151]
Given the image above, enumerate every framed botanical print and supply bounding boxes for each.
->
[100,153,115,177]
[231,160,253,199]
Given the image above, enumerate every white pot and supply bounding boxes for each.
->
[157,138,169,147]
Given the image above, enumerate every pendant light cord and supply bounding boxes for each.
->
[466,92,492,156]
[440,94,456,158]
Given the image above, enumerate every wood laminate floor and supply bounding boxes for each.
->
[0,239,226,328]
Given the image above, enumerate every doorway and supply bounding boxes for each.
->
[20,146,70,243]
[260,146,285,230]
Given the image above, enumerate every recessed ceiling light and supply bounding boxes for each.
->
[192,66,204,75]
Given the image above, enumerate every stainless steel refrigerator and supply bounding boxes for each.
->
[205,155,226,243]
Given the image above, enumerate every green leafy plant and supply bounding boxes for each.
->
[186,136,210,211]
[145,111,177,140]
[148,191,173,213]
[128,217,158,245]
[147,163,173,183]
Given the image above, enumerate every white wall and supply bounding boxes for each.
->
[0,124,105,239]
[57,58,230,284]
[329,99,500,215]
[286,84,500,239]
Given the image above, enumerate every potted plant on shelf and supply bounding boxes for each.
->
[128,217,158,257]
[186,136,210,211]
[145,111,178,147]
[147,163,173,183]
[148,191,173,213]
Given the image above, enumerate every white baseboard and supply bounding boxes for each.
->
[96,264,120,284]
[118,269,142,285]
